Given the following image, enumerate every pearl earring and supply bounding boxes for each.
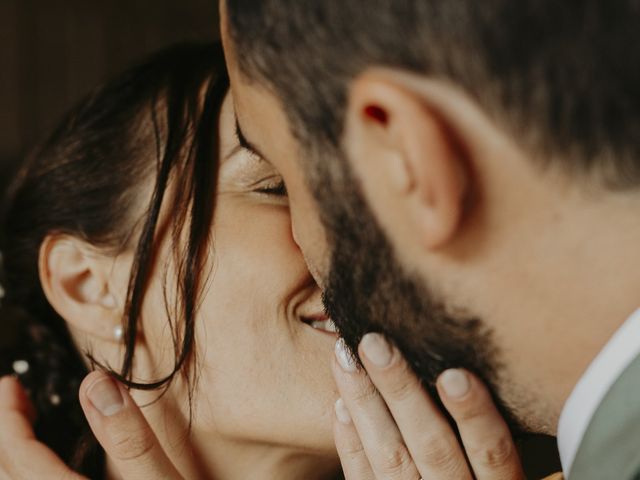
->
[113,325,124,342]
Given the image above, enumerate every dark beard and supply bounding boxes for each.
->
[317,160,524,435]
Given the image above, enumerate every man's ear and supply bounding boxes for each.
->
[344,69,473,250]
[39,235,122,342]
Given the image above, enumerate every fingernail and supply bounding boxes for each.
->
[335,398,352,424]
[360,333,394,368]
[86,374,124,417]
[335,338,358,373]
[439,369,470,399]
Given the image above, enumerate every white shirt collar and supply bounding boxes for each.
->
[557,307,640,476]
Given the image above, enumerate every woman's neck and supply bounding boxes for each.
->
[104,396,341,480]
[105,441,340,480]
[187,437,341,480]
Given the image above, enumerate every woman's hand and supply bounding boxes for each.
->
[333,334,526,480]
[0,376,85,480]
[0,372,183,480]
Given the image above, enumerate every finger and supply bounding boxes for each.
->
[79,371,183,480]
[333,398,376,480]
[0,375,36,424]
[0,376,86,480]
[358,334,473,479]
[334,339,421,480]
[437,369,525,480]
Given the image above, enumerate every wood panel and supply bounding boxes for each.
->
[0,0,218,191]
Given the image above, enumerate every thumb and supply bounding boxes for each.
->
[79,371,183,480]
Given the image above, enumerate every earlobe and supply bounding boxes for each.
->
[39,235,123,342]
[345,72,470,250]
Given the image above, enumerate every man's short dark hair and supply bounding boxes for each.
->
[226,0,640,188]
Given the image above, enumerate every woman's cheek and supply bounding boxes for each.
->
[193,331,288,436]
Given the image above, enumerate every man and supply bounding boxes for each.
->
[218,0,640,478]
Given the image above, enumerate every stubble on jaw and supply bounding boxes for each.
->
[313,149,540,435]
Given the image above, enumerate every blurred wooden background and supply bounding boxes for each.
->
[0,0,218,194]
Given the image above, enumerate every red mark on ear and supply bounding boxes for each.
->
[364,105,388,125]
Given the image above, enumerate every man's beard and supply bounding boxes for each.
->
[317,158,525,434]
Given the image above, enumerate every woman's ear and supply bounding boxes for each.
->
[343,69,471,250]
[39,235,122,342]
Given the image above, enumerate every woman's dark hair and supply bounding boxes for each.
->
[0,42,229,476]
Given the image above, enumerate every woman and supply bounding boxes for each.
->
[0,42,341,479]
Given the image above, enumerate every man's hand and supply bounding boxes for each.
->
[333,334,525,480]
[0,372,183,480]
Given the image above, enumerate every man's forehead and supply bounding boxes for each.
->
[229,78,300,155]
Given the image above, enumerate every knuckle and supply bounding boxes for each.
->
[340,438,366,459]
[450,389,496,424]
[468,434,515,468]
[377,443,414,477]
[350,381,380,408]
[385,372,418,403]
[454,401,489,422]
[110,429,155,461]
[418,436,460,471]
[380,358,422,403]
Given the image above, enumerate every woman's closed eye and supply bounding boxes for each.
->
[255,178,288,197]
[219,143,288,201]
